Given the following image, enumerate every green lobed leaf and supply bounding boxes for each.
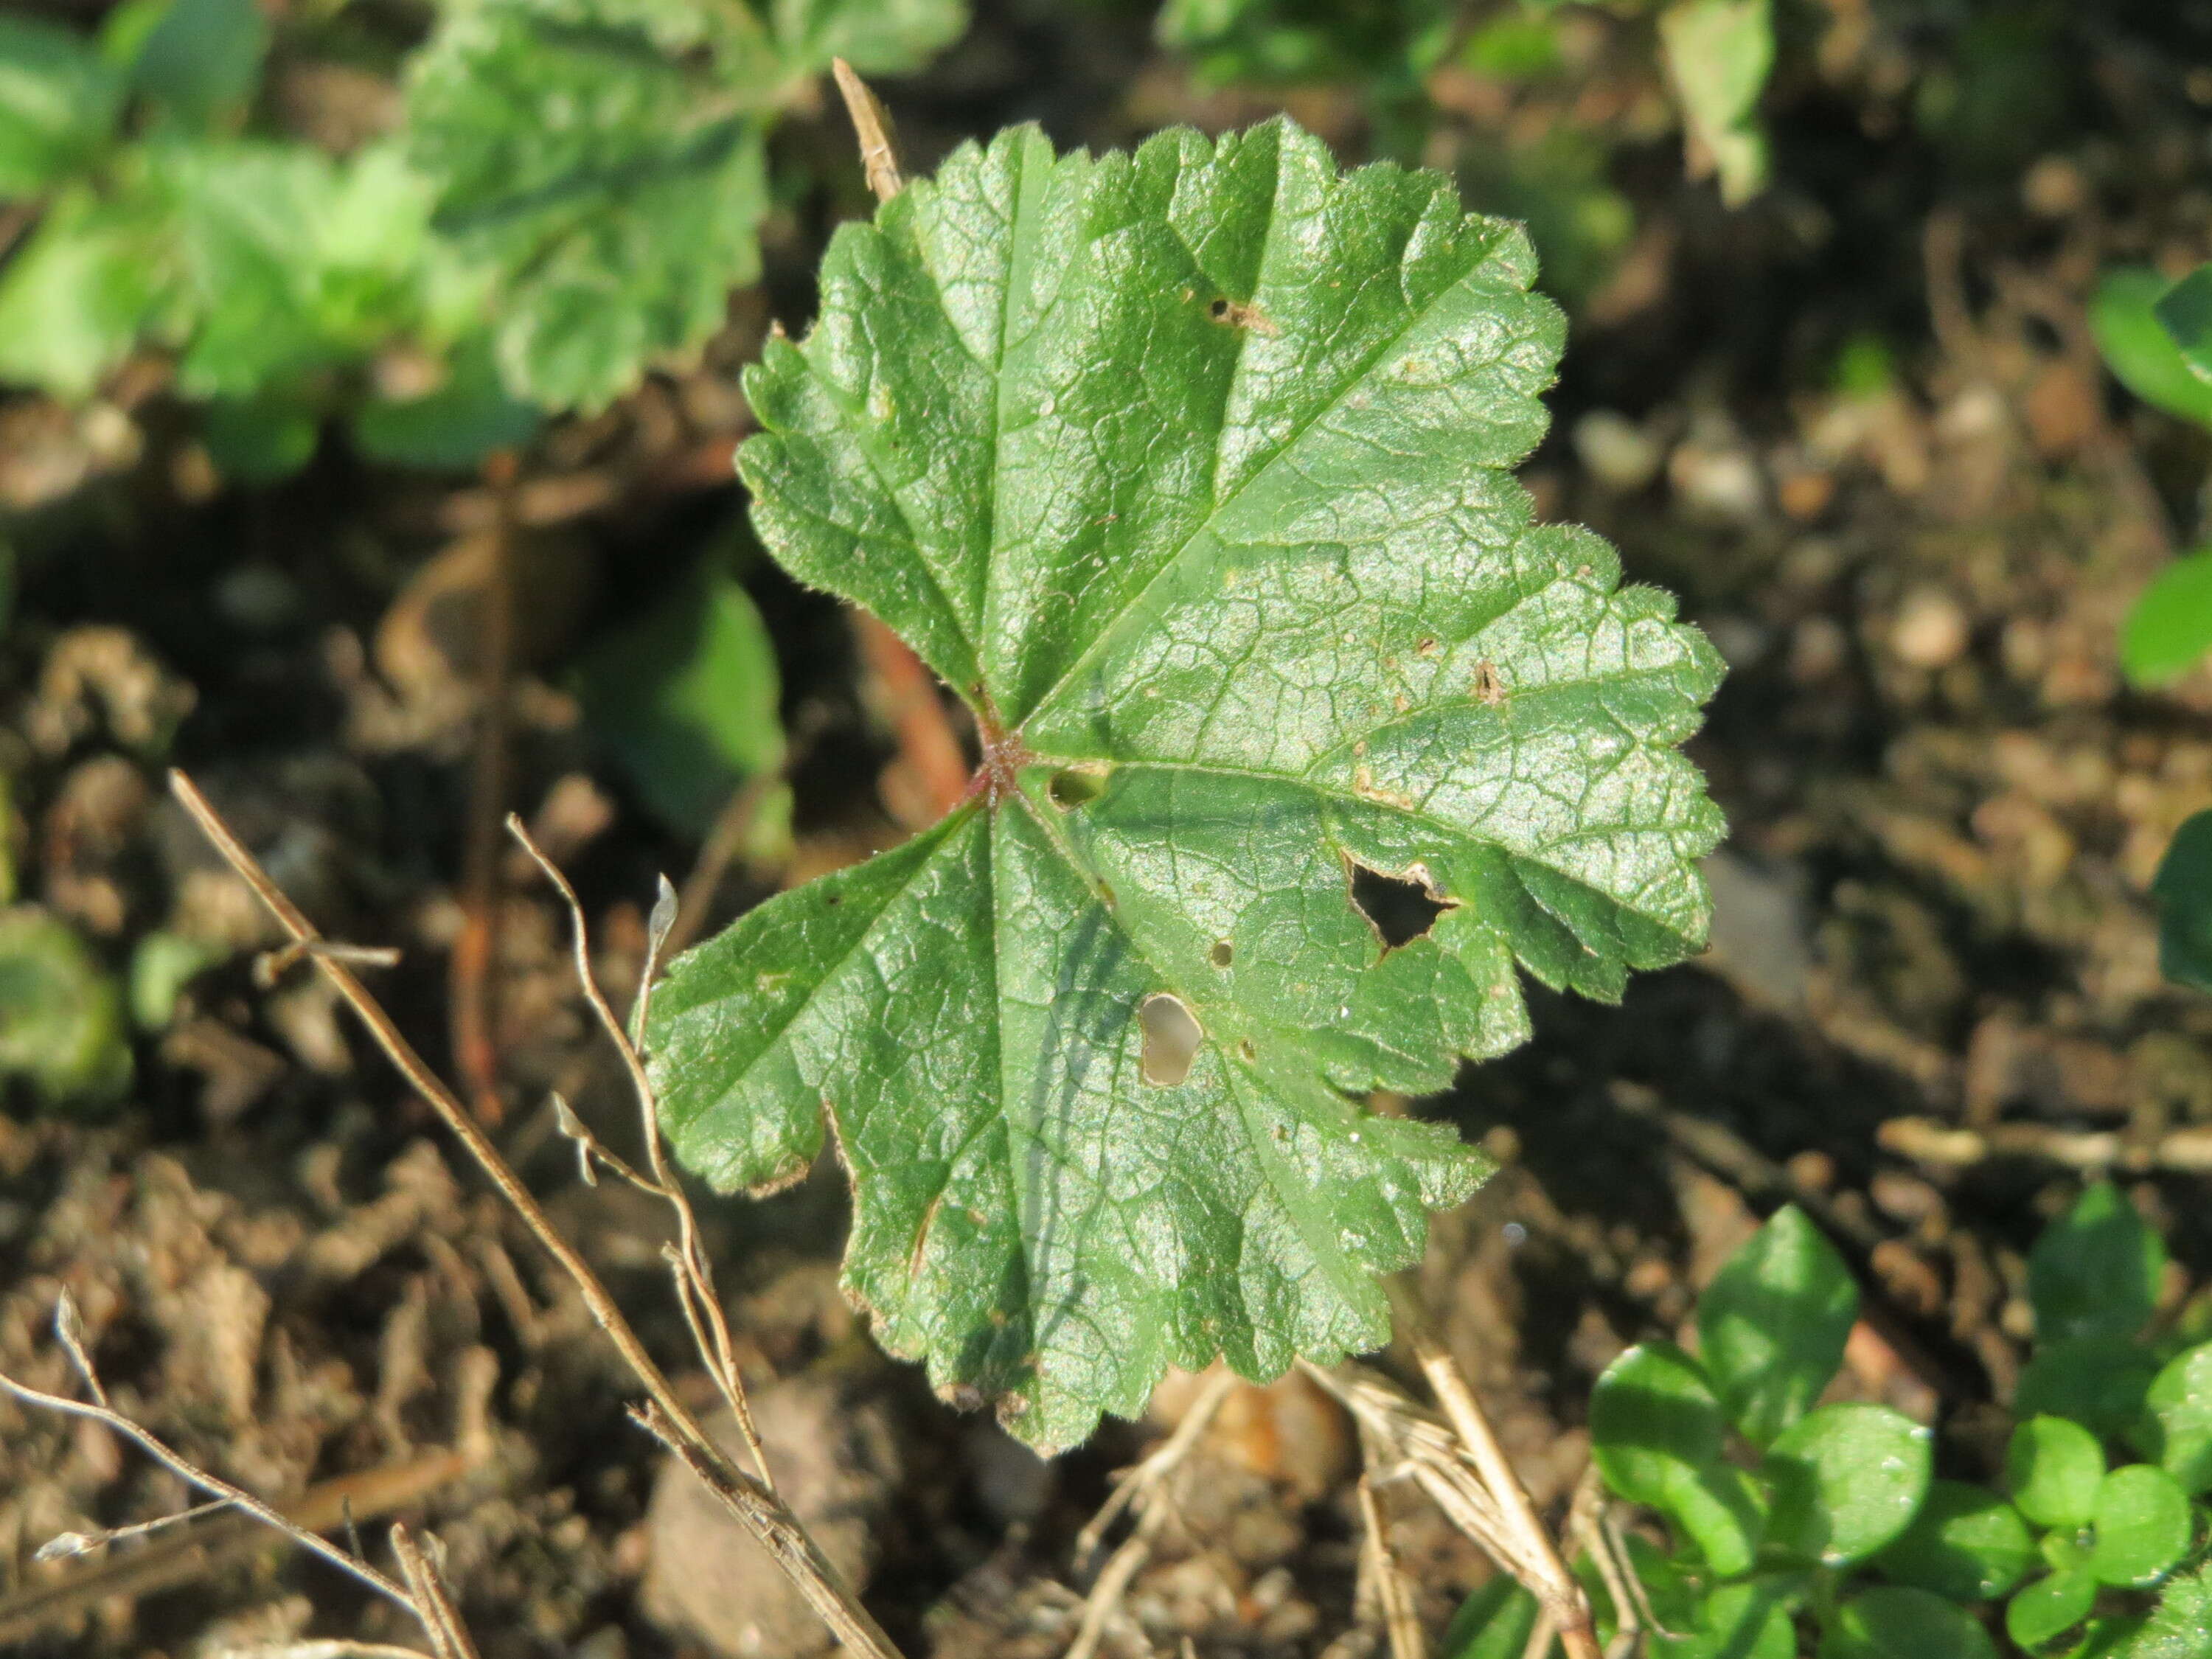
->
[2091,269,2212,431]
[2030,1183,2166,1346]
[2138,1343,2212,1496]
[2088,1465,2192,1588]
[652,119,1724,1451]
[2008,1415,2108,1532]
[2096,1562,2212,1659]
[2008,1568,2099,1652]
[2123,552,2212,689]
[2154,264,2212,385]
[1873,1478,2036,1602]
[1819,1586,1998,1659]
[1697,1203,1857,1447]
[1763,1402,1932,1567]
[0,15,125,195]
[2154,812,2212,996]
[1657,0,1774,208]
[403,0,790,410]
[1591,1343,1763,1574]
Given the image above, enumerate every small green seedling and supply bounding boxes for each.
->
[648,117,1725,1452]
[1447,1189,2211,1658]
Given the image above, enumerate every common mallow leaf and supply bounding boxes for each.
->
[650,119,1724,1451]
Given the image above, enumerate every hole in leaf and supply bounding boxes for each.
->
[1347,860,1455,950]
[1210,939,1234,968]
[1048,767,1106,810]
[1138,993,1203,1087]
[1206,296,1277,334]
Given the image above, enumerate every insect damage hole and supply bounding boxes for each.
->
[1048,767,1106,810]
[1138,993,1204,1087]
[1347,860,1455,950]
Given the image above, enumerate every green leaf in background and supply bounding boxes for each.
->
[0,16,125,195]
[1658,0,1773,208]
[578,565,785,838]
[652,119,1724,1451]
[126,0,268,128]
[1592,1343,1763,1574]
[403,0,780,410]
[164,139,442,400]
[1819,1586,1998,1659]
[2087,1465,2192,1587]
[2153,263,2212,385]
[2091,269,2212,431]
[353,336,545,470]
[2153,810,2212,996]
[1697,1203,1858,1447]
[2121,551,2212,689]
[2007,1414,2107,1531]
[0,907,133,1107]
[2030,1183,2166,1346]
[201,396,320,484]
[2016,1338,2166,1446]
[1655,1577,1798,1659]
[1156,0,1460,91]
[1872,1478,2036,1601]
[1440,1576,1542,1659]
[2006,1567,2098,1652]
[128,931,226,1032]
[0,179,168,398]
[2137,1343,2212,1495]
[772,0,967,75]
[1764,1402,1932,1567]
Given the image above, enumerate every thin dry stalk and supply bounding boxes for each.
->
[168,769,901,1659]
[390,1524,479,1659]
[505,817,772,1487]
[1063,1368,1239,1659]
[832,58,903,201]
[1355,1476,1425,1659]
[825,60,972,827]
[1298,1355,1597,1659]
[0,1310,413,1620]
[1404,1329,1596,1659]
[1566,1467,1659,1658]
[0,1441,484,1646]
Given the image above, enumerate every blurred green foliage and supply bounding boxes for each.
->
[0,0,968,464]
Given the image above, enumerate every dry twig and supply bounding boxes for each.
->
[1063,1367,1239,1659]
[825,60,972,827]
[1355,1476,1425,1659]
[506,816,773,1487]
[0,1295,488,1656]
[168,768,900,1659]
[1298,1352,1599,1659]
